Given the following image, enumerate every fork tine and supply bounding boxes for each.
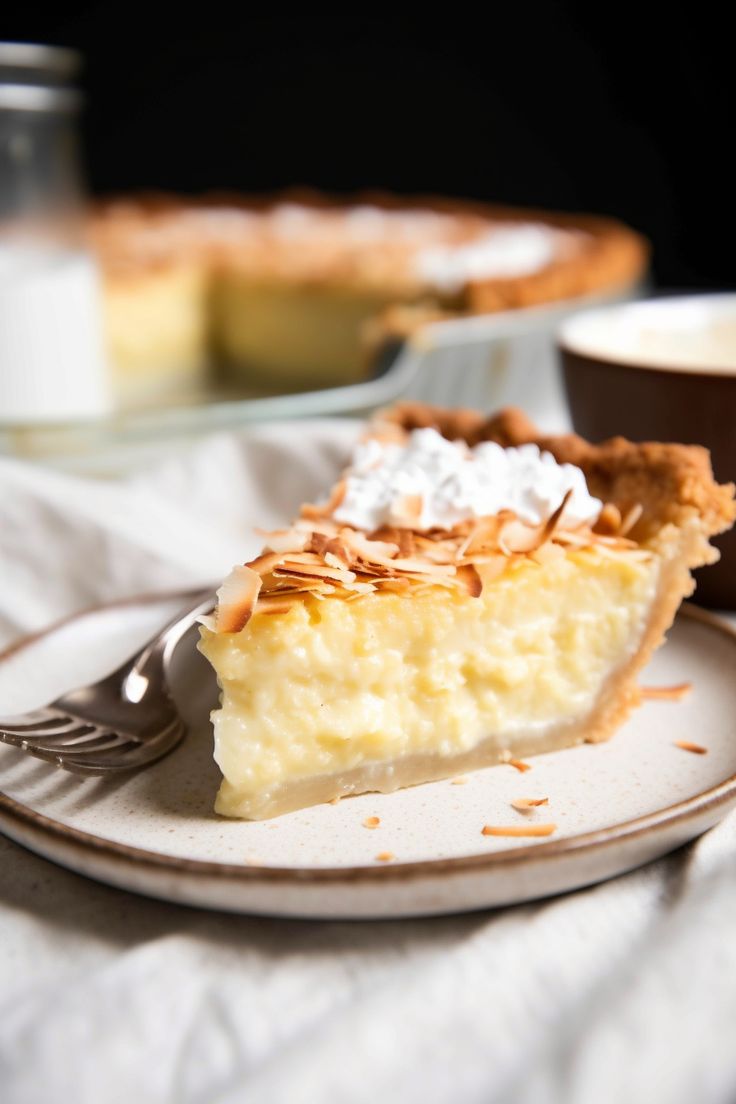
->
[22,722,183,760]
[21,730,128,756]
[58,721,185,774]
[19,738,141,769]
[17,725,98,751]
[26,717,183,769]
[0,730,27,750]
[0,713,77,736]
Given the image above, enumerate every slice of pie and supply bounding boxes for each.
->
[198,403,735,820]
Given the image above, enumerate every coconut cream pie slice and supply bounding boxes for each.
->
[198,403,735,820]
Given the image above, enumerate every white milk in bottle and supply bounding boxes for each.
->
[0,47,111,426]
[0,242,111,422]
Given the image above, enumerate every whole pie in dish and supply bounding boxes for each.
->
[88,194,648,400]
[198,402,735,820]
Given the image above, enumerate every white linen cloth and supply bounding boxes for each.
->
[1,422,735,1104]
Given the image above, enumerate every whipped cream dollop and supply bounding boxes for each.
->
[415,224,579,294]
[332,428,602,532]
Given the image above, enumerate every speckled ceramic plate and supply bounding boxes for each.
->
[1,596,735,919]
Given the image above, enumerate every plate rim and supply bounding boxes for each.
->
[1,597,735,887]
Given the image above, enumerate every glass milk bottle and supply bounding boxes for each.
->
[0,43,110,427]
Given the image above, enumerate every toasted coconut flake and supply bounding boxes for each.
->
[275,559,357,584]
[415,539,457,565]
[554,529,592,547]
[392,557,457,577]
[508,758,532,773]
[641,682,692,701]
[342,580,376,595]
[594,503,622,535]
[482,823,556,837]
[674,740,707,754]
[306,532,330,556]
[345,561,396,579]
[375,851,395,862]
[619,502,644,537]
[370,525,401,544]
[459,516,503,558]
[278,551,331,567]
[346,529,458,578]
[258,528,310,554]
[455,522,479,559]
[247,551,286,576]
[363,816,381,829]
[372,527,420,557]
[540,490,573,543]
[340,528,401,562]
[595,533,639,548]
[511,797,550,812]
[269,575,335,593]
[399,530,416,557]
[375,576,412,593]
[456,563,483,597]
[499,517,547,555]
[216,565,262,633]
[530,541,566,566]
[321,541,352,572]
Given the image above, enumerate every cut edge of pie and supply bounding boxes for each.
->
[198,402,735,820]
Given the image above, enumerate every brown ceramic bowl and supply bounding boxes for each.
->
[559,293,736,608]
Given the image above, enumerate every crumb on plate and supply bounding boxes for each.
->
[511,797,549,812]
[641,682,692,701]
[482,823,557,838]
[674,740,707,754]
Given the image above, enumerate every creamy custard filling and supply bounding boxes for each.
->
[201,551,658,818]
[211,278,394,384]
[104,266,208,387]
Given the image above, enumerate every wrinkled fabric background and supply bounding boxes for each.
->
[1,422,735,1104]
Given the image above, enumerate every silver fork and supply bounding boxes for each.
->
[0,589,214,775]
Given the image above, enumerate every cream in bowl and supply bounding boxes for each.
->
[559,293,736,608]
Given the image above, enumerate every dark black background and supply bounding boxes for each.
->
[4,4,734,289]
